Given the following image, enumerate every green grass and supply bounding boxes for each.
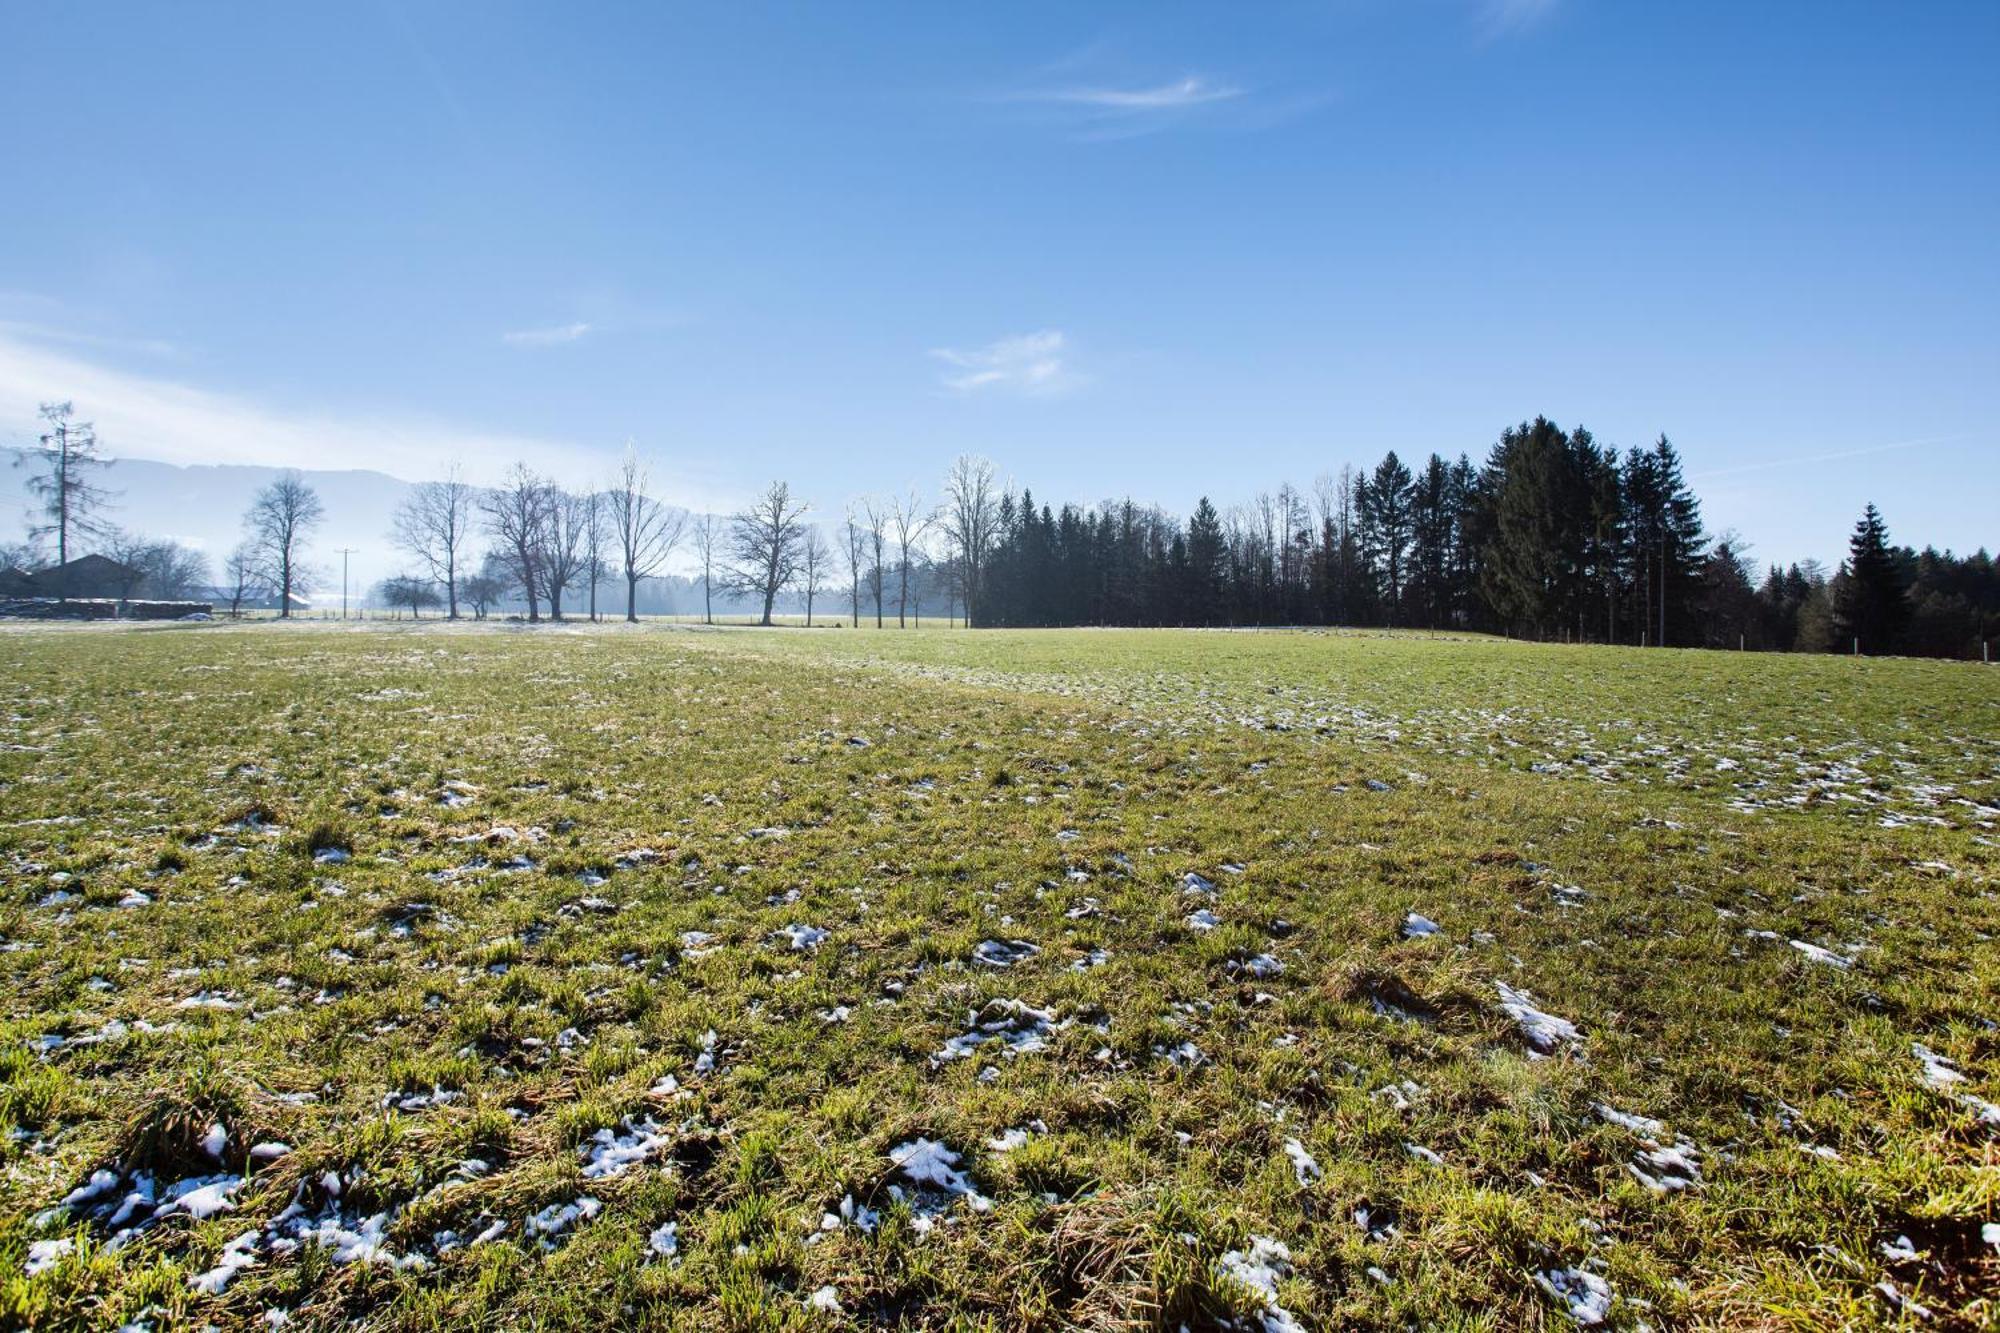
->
[0,621,1994,1330]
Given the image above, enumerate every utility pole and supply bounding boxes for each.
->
[336,548,357,620]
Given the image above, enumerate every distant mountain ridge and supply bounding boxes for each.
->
[1,450,420,596]
[0,451,816,617]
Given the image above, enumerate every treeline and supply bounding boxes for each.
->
[979,420,1707,640]
[1737,508,2000,660]
[972,418,1996,658]
[10,400,1994,655]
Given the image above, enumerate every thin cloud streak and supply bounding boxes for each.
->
[502,321,593,347]
[1030,76,1242,111]
[999,71,1254,139]
[0,320,182,360]
[1688,434,1966,482]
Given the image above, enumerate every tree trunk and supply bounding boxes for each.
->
[626,573,639,623]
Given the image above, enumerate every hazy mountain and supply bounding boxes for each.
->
[3,451,423,600]
[0,450,877,617]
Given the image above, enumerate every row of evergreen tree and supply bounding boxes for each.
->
[1720,512,2000,659]
[972,417,1997,658]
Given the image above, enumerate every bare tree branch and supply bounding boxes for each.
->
[391,465,474,618]
[726,481,808,626]
[480,464,550,622]
[612,445,688,623]
[889,488,936,628]
[941,455,999,627]
[243,472,324,618]
[799,524,830,627]
[691,514,719,624]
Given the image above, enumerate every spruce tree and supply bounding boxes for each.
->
[1834,503,1908,654]
[1187,497,1226,626]
[1361,451,1416,622]
[1650,436,1706,646]
[1407,454,1454,627]
[1620,436,1704,645]
[1477,418,1591,638]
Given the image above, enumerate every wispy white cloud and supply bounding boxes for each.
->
[1004,70,1251,140]
[502,320,593,347]
[0,328,598,483]
[930,330,1077,396]
[0,320,181,360]
[1033,75,1242,112]
[1477,0,1559,39]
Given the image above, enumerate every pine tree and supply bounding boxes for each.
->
[1620,436,1704,645]
[1186,497,1226,626]
[1407,454,1454,627]
[1583,441,1624,643]
[1834,503,1908,654]
[1650,436,1706,645]
[1445,454,1480,629]
[1476,418,1593,638]
[1358,452,1415,622]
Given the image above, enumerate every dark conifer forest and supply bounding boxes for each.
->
[970,417,1997,658]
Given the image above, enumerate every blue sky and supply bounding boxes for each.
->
[2,0,1994,568]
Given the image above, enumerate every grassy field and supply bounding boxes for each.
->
[1,621,1995,1331]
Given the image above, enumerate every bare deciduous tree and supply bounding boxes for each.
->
[841,507,867,627]
[727,481,808,626]
[134,539,211,601]
[391,466,474,618]
[611,446,687,623]
[536,487,591,621]
[101,529,156,602]
[692,514,719,624]
[860,497,888,628]
[0,539,41,571]
[224,543,262,618]
[481,465,550,621]
[889,489,935,628]
[941,455,1000,627]
[581,489,606,622]
[378,574,441,619]
[244,472,324,618]
[463,552,509,619]
[800,525,830,627]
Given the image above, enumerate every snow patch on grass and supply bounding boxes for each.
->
[1494,982,1581,1053]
